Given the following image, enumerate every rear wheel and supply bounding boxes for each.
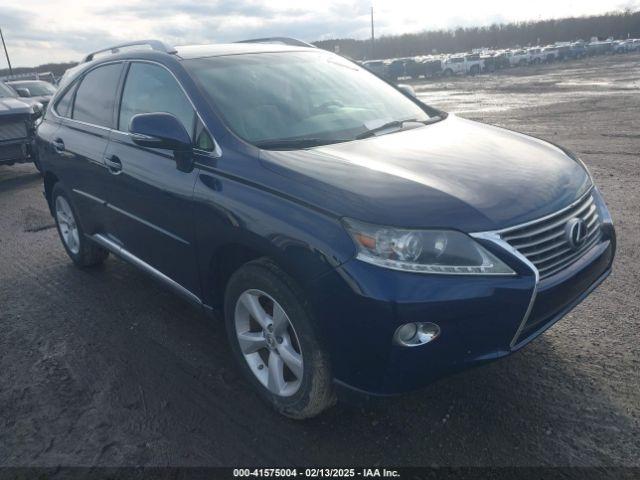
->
[224,258,336,419]
[52,184,109,268]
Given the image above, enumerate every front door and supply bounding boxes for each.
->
[103,61,215,296]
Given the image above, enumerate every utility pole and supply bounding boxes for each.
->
[370,6,375,59]
[0,28,12,76]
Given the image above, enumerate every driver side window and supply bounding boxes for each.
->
[119,63,203,143]
[120,62,214,152]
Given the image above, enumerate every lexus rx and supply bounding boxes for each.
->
[36,39,615,418]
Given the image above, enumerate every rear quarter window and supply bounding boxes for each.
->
[54,86,75,118]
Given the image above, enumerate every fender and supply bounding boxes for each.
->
[192,161,356,307]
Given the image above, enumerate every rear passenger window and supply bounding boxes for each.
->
[54,85,75,117]
[73,63,122,127]
[119,63,195,138]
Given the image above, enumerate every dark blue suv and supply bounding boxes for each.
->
[36,39,616,418]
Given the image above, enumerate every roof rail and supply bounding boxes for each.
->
[83,40,177,63]
[235,37,316,48]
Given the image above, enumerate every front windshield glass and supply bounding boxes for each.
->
[0,82,16,98]
[185,51,435,148]
[12,81,56,96]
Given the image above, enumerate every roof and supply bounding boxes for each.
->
[174,43,311,59]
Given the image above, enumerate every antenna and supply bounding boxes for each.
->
[370,6,375,59]
[0,28,13,76]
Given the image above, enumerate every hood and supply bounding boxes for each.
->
[0,97,34,116]
[260,115,592,232]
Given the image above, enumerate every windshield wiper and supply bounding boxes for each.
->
[254,138,343,150]
[356,116,441,140]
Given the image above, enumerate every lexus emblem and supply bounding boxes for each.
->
[565,217,588,250]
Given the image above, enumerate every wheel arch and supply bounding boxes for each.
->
[202,236,325,312]
[43,170,60,215]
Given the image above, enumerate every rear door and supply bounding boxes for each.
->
[50,62,124,234]
[103,61,215,295]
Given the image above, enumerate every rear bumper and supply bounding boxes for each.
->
[309,197,615,396]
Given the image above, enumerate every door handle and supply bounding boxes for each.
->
[53,138,65,152]
[104,155,123,174]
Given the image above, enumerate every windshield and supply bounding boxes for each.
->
[11,81,56,96]
[185,51,435,148]
[0,82,16,98]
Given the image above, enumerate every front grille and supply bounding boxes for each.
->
[500,192,601,279]
[0,121,28,141]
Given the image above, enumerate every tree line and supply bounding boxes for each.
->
[0,61,77,80]
[314,10,640,60]
[2,9,639,77]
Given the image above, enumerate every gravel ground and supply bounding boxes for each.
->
[0,53,638,469]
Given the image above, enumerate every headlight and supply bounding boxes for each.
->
[343,218,515,275]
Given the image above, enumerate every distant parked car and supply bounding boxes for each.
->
[387,59,407,81]
[0,82,43,170]
[7,80,57,109]
[404,59,425,79]
[613,40,634,54]
[586,41,613,56]
[528,48,545,64]
[567,43,587,59]
[441,54,482,76]
[464,54,484,75]
[554,45,573,61]
[422,58,443,78]
[362,60,388,78]
[441,55,465,76]
[541,46,559,63]
[506,49,530,66]
[492,51,511,70]
[480,53,498,72]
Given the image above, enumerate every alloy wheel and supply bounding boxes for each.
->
[234,289,304,397]
[55,196,80,255]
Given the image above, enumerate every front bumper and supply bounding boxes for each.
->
[0,138,30,165]
[310,192,616,396]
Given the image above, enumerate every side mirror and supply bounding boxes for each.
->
[397,84,417,98]
[30,102,44,119]
[130,112,194,172]
[16,87,31,98]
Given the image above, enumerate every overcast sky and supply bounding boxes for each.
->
[2,0,638,67]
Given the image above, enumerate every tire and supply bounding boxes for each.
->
[52,183,109,268]
[224,258,336,419]
[443,68,453,77]
[469,65,480,76]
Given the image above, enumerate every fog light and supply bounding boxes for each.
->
[393,322,440,347]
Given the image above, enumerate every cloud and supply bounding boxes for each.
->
[0,0,636,67]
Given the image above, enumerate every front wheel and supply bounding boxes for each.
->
[52,184,109,268]
[224,258,336,419]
